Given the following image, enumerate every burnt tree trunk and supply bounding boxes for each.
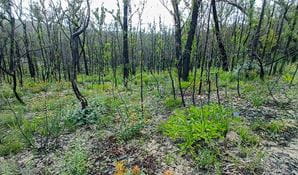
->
[211,0,229,71]
[69,0,90,110]
[181,0,201,81]
[123,0,129,87]
[250,0,266,80]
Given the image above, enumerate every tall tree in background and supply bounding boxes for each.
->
[69,0,90,109]
[250,0,266,80]
[123,0,129,87]
[181,0,201,81]
[211,0,229,71]
[0,0,25,104]
[170,0,185,106]
[16,0,36,79]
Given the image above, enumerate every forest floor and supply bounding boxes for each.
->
[0,70,298,175]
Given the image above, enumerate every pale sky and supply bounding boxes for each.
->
[94,0,174,26]
[88,0,262,27]
[20,0,263,27]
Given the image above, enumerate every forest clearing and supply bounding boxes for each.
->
[0,0,298,174]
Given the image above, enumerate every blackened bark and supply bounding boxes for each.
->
[171,0,185,106]
[7,0,25,104]
[211,0,229,71]
[79,34,89,75]
[22,22,35,78]
[123,0,129,87]
[69,0,90,110]
[181,0,201,81]
[199,4,211,95]
[250,0,266,80]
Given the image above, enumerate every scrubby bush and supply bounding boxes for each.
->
[0,132,24,156]
[236,127,260,146]
[161,104,260,169]
[62,142,88,175]
[161,104,232,151]
[66,108,98,128]
[24,81,49,94]
[164,97,181,110]
[252,119,289,136]
[117,122,144,142]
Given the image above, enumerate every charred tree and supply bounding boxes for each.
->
[181,0,201,81]
[211,0,229,71]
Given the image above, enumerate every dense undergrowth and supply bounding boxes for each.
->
[160,104,262,171]
[0,66,297,174]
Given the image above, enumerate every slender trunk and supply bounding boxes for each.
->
[250,0,266,80]
[123,0,129,87]
[199,4,211,95]
[70,36,88,109]
[269,5,288,75]
[211,0,229,71]
[215,72,220,105]
[181,0,201,81]
[172,0,185,106]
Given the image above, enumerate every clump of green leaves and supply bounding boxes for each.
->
[0,131,24,156]
[62,141,88,175]
[252,119,289,136]
[248,94,266,107]
[68,108,97,126]
[117,122,144,142]
[161,104,232,151]
[236,126,260,146]
[196,148,220,169]
[66,102,105,128]
[161,104,261,170]
[160,104,230,169]
[266,120,287,134]
[164,97,181,110]
[24,81,49,94]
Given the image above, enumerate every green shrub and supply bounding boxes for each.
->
[219,70,238,86]
[180,81,191,89]
[0,133,24,156]
[161,104,232,152]
[86,83,112,92]
[236,127,260,146]
[245,87,267,107]
[249,95,265,107]
[236,146,265,173]
[62,142,88,175]
[66,108,98,128]
[65,98,114,129]
[21,119,37,144]
[135,73,150,85]
[32,114,65,138]
[77,74,98,83]
[0,87,13,99]
[117,122,144,142]
[282,73,293,84]
[252,119,287,135]
[267,120,286,134]
[161,104,261,169]
[164,97,181,110]
[0,113,15,128]
[242,83,255,94]
[196,148,220,169]
[103,97,122,113]
[24,81,49,94]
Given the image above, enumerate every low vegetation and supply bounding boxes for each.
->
[1,0,298,174]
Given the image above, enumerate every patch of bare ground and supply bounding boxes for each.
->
[263,138,298,175]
